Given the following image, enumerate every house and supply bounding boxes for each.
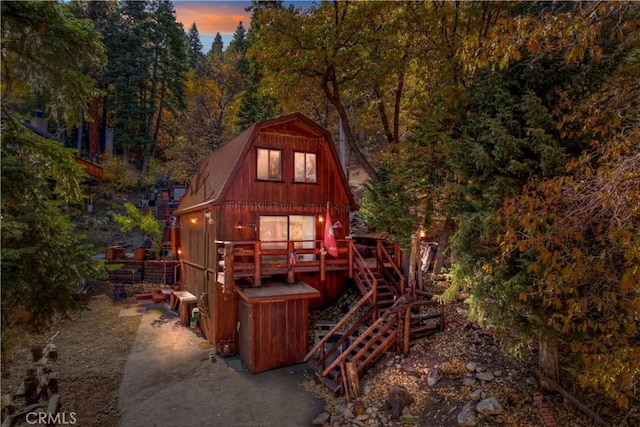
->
[174,113,359,373]
[22,111,103,182]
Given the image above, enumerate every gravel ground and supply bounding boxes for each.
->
[2,289,140,427]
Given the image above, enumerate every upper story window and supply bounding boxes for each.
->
[257,148,282,181]
[294,152,317,183]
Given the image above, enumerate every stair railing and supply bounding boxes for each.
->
[376,241,405,297]
[320,295,408,378]
[304,288,376,364]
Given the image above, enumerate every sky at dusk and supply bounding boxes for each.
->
[173,1,253,52]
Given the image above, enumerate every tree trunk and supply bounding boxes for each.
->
[433,216,455,275]
[538,330,560,382]
[321,66,379,183]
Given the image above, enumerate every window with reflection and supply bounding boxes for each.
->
[259,215,316,262]
[294,152,316,183]
[257,148,282,181]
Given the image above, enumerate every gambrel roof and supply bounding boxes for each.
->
[175,113,357,215]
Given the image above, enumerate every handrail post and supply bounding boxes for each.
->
[254,241,261,286]
[287,240,295,283]
[372,279,378,320]
[348,240,354,279]
[224,242,234,293]
[320,243,326,282]
[403,305,411,356]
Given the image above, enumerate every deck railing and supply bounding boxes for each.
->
[215,238,355,287]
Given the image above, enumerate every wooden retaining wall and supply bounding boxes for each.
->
[106,260,180,285]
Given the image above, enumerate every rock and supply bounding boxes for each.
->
[493,370,503,377]
[469,389,484,401]
[457,402,479,427]
[312,412,330,425]
[353,400,365,416]
[402,365,422,378]
[476,371,495,382]
[462,375,477,386]
[466,362,478,372]
[343,408,355,419]
[384,385,414,419]
[427,367,443,386]
[103,191,113,200]
[476,397,504,416]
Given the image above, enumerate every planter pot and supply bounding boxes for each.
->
[134,248,146,260]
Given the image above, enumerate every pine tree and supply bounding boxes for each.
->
[186,22,205,70]
[1,0,108,330]
[209,33,224,61]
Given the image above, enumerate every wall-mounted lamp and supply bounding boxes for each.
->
[190,218,198,224]
[418,226,426,239]
[318,214,324,223]
[177,247,182,256]
[237,222,242,230]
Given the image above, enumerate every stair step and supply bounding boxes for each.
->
[316,374,341,394]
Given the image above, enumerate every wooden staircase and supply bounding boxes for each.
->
[306,242,445,396]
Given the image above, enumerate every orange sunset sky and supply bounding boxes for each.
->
[173,1,253,50]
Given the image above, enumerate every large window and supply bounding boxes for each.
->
[259,215,316,261]
[257,148,282,181]
[294,152,317,183]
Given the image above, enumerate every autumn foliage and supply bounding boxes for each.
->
[497,51,640,407]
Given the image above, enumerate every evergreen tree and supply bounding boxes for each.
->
[186,22,205,70]
[98,0,188,170]
[208,33,224,61]
[1,1,107,329]
[226,21,249,80]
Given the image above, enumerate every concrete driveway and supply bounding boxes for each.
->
[118,302,325,427]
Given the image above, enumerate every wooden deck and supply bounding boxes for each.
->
[215,239,402,288]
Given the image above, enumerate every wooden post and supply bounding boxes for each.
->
[348,240,354,279]
[404,306,411,356]
[287,241,295,283]
[341,360,350,401]
[320,248,326,282]
[345,362,361,401]
[224,243,235,292]
[254,241,262,286]
[409,233,418,296]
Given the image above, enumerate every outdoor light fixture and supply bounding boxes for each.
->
[318,214,324,223]
[190,218,198,224]
[419,226,426,238]
[237,222,242,230]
